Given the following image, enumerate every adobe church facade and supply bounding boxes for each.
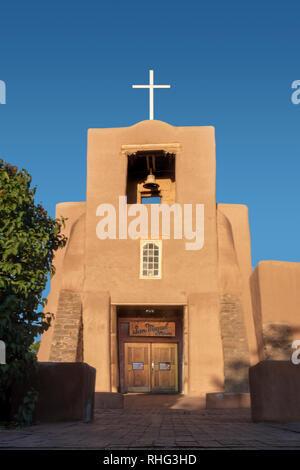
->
[38,119,300,398]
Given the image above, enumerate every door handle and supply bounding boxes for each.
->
[151,361,154,371]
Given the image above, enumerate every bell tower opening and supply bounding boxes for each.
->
[126,150,175,204]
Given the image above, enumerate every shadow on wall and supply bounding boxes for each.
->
[212,359,250,393]
[262,323,297,360]
[211,324,300,394]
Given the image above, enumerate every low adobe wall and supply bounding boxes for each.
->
[249,361,300,422]
[11,362,96,423]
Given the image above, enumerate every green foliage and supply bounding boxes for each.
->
[13,387,39,426]
[29,339,41,355]
[0,159,67,425]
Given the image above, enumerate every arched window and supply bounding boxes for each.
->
[140,240,162,279]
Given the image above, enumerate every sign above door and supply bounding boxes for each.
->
[129,321,175,337]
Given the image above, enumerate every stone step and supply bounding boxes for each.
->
[206,392,250,409]
[123,393,206,410]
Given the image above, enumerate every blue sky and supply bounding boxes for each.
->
[0,0,299,288]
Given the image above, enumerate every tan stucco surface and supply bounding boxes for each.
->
[188,293,225,395]
[217,204,258,365]
[251,261,300,326]
[250,261,300,359]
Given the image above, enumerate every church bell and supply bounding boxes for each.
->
[143,169,159,190]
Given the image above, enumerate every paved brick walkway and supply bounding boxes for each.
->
[1,408,300,449]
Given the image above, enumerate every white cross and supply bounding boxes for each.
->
[132,70,170,120]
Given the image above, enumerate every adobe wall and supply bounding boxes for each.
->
[82,291,111,391]
[250,361,300,422]
[250,261,300,360]
[38,202,85,362]
[82,120,225,393]
[39,120,246,396]
[84,120,219,303]
[216,207,250,392]
[217,204,258,366]
[188,293,225,396]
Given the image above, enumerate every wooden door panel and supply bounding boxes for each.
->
[125,343,151,392]
[151,343,178,392]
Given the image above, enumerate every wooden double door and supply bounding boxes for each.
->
[124,342,178,393]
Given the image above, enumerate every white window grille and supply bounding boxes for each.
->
[140,240,162,279]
